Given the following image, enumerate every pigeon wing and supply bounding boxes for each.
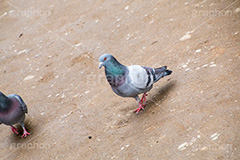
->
[10,94,28,113]
[127,65,154,90]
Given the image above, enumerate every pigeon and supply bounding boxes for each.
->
[99,53,172,114]
[0,91,30,138]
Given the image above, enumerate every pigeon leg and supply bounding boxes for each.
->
[134,96,145,114]
[140,96,145,106]
[140,93,148,106]
[20,122,30,138]
[134,93,146,114]
[21,127,30,138]
[143,93,148,103]
[11,126,19,134]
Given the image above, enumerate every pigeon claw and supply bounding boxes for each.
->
[11,126,19,134]
[134,105,145,114]
[21,129,30,138]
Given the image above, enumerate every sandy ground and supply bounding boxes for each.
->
[0,0,240,159]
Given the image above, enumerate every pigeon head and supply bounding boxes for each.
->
[98,53,115,69]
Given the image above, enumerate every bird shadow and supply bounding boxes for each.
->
[119,80,177,116]
[118,80,177,126]
[142,80,177,114]
[9,119,33,142]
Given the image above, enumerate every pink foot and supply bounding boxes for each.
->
[134,105,145,114]
[21,128,30,138]
[134,93,148,114]
[11,126,19,134]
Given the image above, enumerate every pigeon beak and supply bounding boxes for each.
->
[99,62,103,69]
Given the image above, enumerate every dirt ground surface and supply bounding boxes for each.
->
[0,0,239,159]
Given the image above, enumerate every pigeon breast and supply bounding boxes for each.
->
[0,96,25,125]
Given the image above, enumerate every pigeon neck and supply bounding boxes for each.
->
[105,58,127,76]
[105,59,128,87]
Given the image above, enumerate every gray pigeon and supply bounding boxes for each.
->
[99,53,172,114]
[0,91,30,138]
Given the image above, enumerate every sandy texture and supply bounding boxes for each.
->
[0,0,239,159]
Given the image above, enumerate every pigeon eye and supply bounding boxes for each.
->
[104,57,107,61]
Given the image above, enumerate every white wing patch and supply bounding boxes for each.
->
[127,65,152,89]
